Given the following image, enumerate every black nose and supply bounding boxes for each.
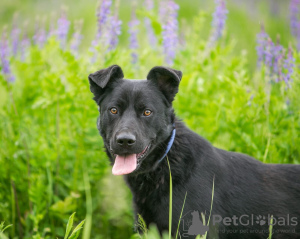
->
[116,133,136,147]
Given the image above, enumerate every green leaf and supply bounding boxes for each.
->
[64,212,75,239]
[69,219,85,239]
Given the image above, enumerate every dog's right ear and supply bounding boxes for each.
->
[88,65,124,103]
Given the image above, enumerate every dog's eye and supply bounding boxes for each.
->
[143,109,152,116]
[110,107,118,114]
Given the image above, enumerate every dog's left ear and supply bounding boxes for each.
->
[88,65,124,103]
[147,66,182,103]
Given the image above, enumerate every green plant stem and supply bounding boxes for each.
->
[11,180,23,238]
[82,162,92,239]
[166,156,172,239]
[175,191,187,239]
[55,99,60,196]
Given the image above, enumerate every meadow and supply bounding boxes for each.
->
[0,0,299,238]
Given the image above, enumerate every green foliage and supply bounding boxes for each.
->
[64,213,85,239]
[0,4,299,239]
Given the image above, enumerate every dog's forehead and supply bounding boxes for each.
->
[113,79,152,92]
[108,79,163,103]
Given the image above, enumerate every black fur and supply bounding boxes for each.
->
[88,65,300,239]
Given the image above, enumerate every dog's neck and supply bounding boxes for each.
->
[124,119,198,199]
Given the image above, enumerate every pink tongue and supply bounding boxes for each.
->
[112,154,137,175]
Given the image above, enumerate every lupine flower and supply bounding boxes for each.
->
[283,47,295,88]
[256,25,269,67]
[144,0,157,46]
[107,15,122,50]
[70,20,83,58]
[92,0,112,48]
[145,0,154,10]
[272,37,284,81]
[290,0,300,50]
[56,10,70,49]
[90,0,113,62]
[96,0,112,38]
[33,19,47,48]
[128,10,139,64]
[160,0,179,65]
[0,31,15,83]
[20,33,31,61]
[264,38,274,70]
[255,26,295,88]
[11,17,21,56]
[107,0,122,51]
[290,0,300,36]
[210,0,228,44]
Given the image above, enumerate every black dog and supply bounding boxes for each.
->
[88,65,300,239]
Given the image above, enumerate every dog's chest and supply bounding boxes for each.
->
[127,173,171,225]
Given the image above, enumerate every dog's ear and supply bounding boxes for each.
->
[147,66,182,103]
[88,65,124,103]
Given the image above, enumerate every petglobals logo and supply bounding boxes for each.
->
[180,211,298,238]
[212,214,298,227]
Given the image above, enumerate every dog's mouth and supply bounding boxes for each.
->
[111,145,150,175]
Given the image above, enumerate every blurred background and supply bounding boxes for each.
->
[0,0,291,70]
[0,0,299,239]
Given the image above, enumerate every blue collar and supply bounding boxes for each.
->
[156,124,176,165]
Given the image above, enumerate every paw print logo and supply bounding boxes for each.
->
[256,215,266,226]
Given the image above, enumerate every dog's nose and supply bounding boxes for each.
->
[116,133,136,147]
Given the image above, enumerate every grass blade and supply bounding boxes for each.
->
[2,224,12,233]
[70,220,85,236]
[207,176,215,226]
[166,156,172,239]
[268,215,273,239]
[64,212,75,239]
[175,191,187,239]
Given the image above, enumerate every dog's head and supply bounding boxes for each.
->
[88,65,182,175]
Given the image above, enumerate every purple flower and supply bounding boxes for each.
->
[56,10,70,49]
[20,33,31,61]
[290,0,300,36]
[128,11,139,64]
[90,0,117,61]
[96,0,112,38]
[107,14,122,51]
[272,40,284,81]
[290,0,300,50]
[33,21,47,48]
[264,38,274,69]
[283,47,295,88]
[11,22,20,56]
[210,0,228,44]
[144,0,157,46]
[70,20,83,58]
[0,31,15,83]
[145,0,154,10]
[255,26,295,88]
[160,0,179,65]
[256,25,269,67]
